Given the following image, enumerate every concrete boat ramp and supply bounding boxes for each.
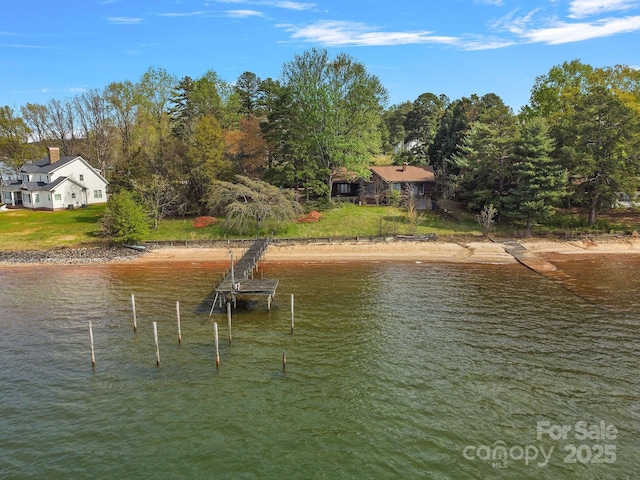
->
[498,240,558,273]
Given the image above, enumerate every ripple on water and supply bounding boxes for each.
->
[0,260,638,479]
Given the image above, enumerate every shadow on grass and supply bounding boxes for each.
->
[381,215,408,224]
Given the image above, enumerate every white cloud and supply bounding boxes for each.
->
[460,37,516,50]
[490,9,540,35]
[283,20,459,47]
[226,9,265,18]
[474,0,504,5]
[107,17,143,25]
[215,0,314,10]
[271,1,314,10]
[0,31,29,37]
[158,11,208,17]
[282,20,517,51]
[568,0,637,19]
[0,43,57,49]
[522,15,640,43]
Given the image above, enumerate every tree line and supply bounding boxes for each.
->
[1,51,639,232]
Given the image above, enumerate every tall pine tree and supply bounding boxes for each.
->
[504,118,567,235]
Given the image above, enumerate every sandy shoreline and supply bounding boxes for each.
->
[127,237,640,265]
[1,237,639,267]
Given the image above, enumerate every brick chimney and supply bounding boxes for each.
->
[48,147,60,164]
[402,162,407,172]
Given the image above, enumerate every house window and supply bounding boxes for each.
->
[408,183,424,196]
[54,194,62,201]
[71,193,76,199]
[93,190,103,199]
[391,183,401,192]
[34,193,40,203]
[79,174,84,182]
[25,193,31,203]
[3,192,10,201]
[337,183,351,194]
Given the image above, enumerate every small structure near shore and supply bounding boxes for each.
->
[209,238,278,313]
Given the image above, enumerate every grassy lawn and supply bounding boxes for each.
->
[2,202,637,251]
[1,203,481,250]
[0,205,108,250]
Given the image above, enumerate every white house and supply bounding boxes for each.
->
[0,147,108,210]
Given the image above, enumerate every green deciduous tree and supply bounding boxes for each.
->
[186,115,233,211]
[100,191,150,244]
[564,86,640,225]
[136,66,177,162]
[104,80,139,161]
[381,101,413,154]
[527,60,640,225]
[0,106,34,177]
[403,92,448,165]
[279,48,388,199]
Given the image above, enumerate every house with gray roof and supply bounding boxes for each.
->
[0,147,108,210]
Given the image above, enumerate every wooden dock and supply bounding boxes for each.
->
[210,239,278,313]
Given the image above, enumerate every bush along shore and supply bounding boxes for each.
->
[0,246,145,265]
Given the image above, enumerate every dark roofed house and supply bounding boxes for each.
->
[0,147,108,210]
[361,164,435,210]
[331,167,361,201]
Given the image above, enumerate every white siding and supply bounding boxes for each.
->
[51,158,108,206]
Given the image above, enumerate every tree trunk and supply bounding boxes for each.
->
[588,193,599,226]
[326,173,333,202]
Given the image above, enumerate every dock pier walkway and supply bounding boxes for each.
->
[209,238,278,314]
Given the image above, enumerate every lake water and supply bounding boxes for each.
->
[0,255,638,479]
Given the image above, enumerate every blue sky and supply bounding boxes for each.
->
[2,0,639,112]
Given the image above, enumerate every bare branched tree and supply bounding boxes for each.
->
[477,203,498,236]
[131,174,188,229]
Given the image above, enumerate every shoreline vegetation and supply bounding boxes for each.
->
[1,236,639,267]
[2,203,639,267]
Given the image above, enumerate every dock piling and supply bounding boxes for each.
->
[131,293,137,333]
[153,322,160,367]
[89,321,96,369]
[227,302,232,345]
[176,301,182,345]
[214,322,220,369]
[290,294,295,334]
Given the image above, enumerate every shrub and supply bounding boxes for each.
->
[99,191,150,244]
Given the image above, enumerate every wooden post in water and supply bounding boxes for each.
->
[290,293,295,334]
[282,351,287,372]
[89,321,96,369]
[176,301,182,345]
[214,322,220,369]
[131,293,137,333]
[227,301,232,346]
[153,321,160,367]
